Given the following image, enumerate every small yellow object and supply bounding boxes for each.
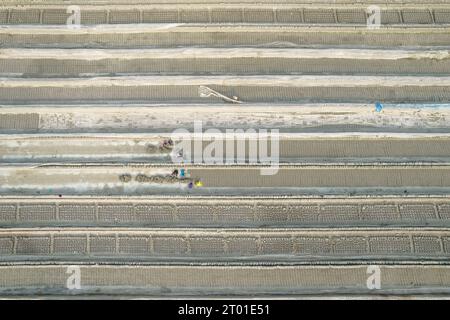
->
[194,180,203,187]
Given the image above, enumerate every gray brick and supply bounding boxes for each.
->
[401,10,433,24]
[42,9,69,24]
[336,9,366,24]
[434,9,450,24]
[16,237,50,255]
[260,237,293,254]
[320,205,359,222]
[153,236,187,255]
[10,9,40,24]
[0,237,14,254]
[142,10,178,23]
[118,236,150,254]
[333,237,367,254]
[288,205,319,223]
[276,9,302,23]
[399,204,436,220]
[256,205,289,223]
[0,205,16,221]
[54,236,87,255]
[81,10,108,25]
[216,205,254,223]
[98,204,134,222]
[413,236,442,254]
[59,204,96,221]
[180,10,209,23]
[438,204,450,219]
[243,9,274,23]
[176,205,215,223]
[0,10,8,24]
[369,236,411,254]
[381,10,402,24]
[361,204,399,221]
[190,237,224,256]
[19,205,56,221]
[227,237,258,255]
[211,9,242,23]
[442,237,450,253]
[304,9,335,24]
[90,236,116,255]
[135,204,174,223]
[109,10,140,24]
[295,237,332,254]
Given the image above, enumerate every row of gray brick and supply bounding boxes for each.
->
[0,202,449,225]
[1,8,449,25]
[0,231,449,257]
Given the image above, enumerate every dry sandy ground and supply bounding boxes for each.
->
[2,104,450,133]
